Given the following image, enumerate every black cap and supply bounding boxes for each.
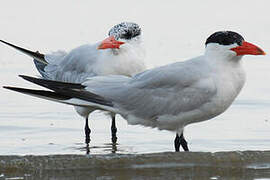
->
[205,31,244,46]
[108,22,141,40]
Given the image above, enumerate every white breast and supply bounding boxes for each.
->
[179,59,246,127]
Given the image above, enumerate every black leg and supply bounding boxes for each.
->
[85,116,91,145]
[174,132,189,152]
[174,134,180,152]
[111,115,117,144]
[86,143,90,155]
[111,143,117,154]
[179,133,189,151]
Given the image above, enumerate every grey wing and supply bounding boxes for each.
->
[34,50,67,79]
[83,58,217,120]
[42,44,100,83]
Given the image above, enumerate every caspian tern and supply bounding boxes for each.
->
[1,22,146,146]
[4,31,266,152]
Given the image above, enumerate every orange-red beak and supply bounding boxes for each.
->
[230,41,266,56]
[97,36,125,50]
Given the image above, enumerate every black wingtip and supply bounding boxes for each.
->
[3,86,14,90]
[14,75,113,107]
[3,86,72,100]
[0,39,47,64]
[3,86,28,92]
[18,74,87,89]
[3,85,32,93]
[3,86,25,93]
[19,75,44,87]
[19,74,36,82]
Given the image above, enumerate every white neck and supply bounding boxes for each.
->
[204,43,246,113]
[204,43,243,67]
[95,36,146,76]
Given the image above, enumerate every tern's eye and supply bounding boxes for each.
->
[122,31,133,40]
[237,39,243,46]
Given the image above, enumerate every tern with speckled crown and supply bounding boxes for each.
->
[0,22,146,147]
[4,31,265,152]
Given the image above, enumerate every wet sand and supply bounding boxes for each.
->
[1,151,270,179]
